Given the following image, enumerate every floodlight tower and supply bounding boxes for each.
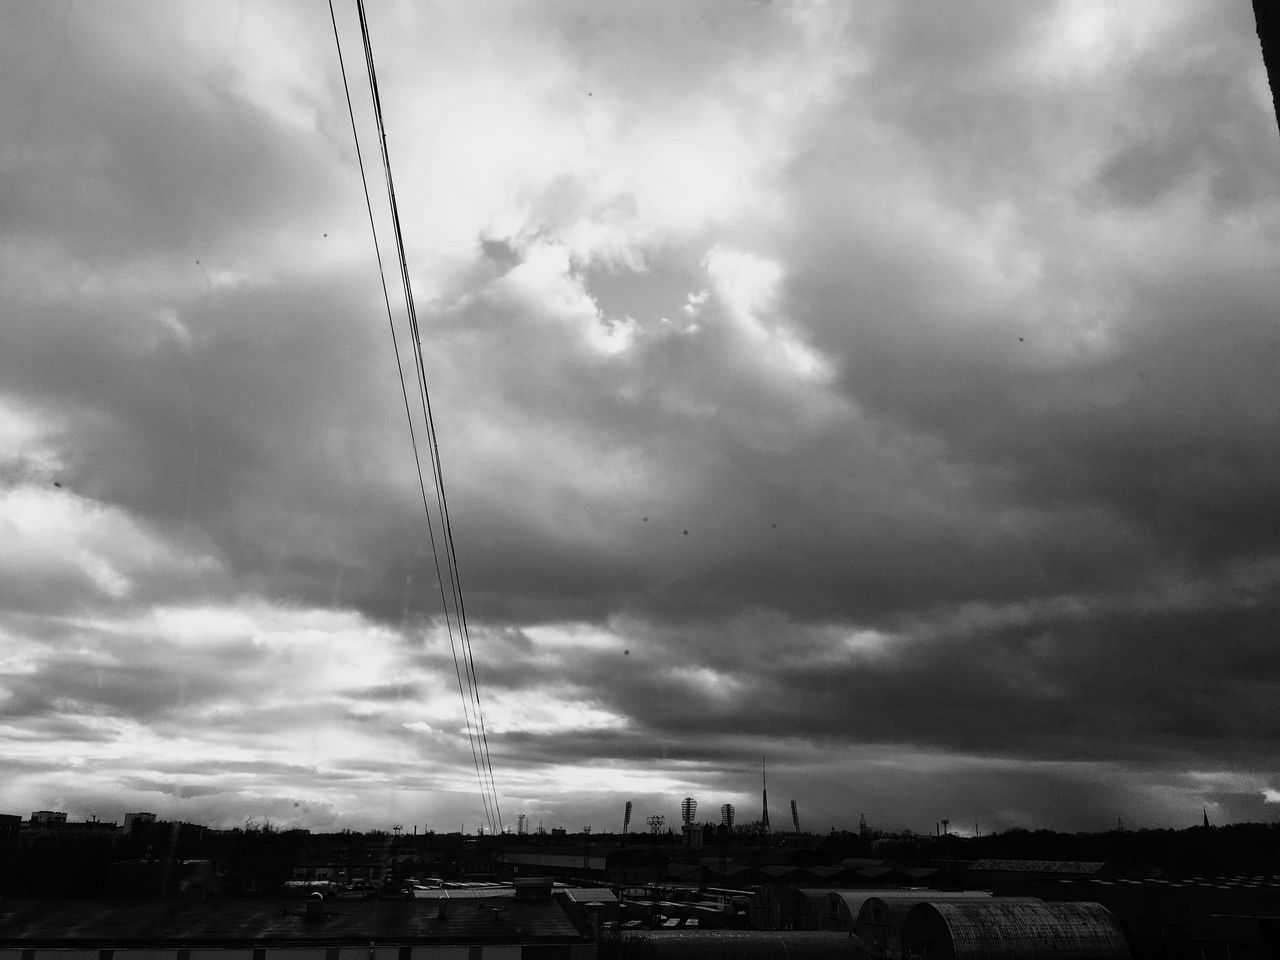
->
[717,803,734,882]
[720,803,735,830]
[623,801,632,835]
[681,797,697,825]
[790,800,800,834]
[646,814,665,835]
[681,797,701,848]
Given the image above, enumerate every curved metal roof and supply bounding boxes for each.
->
[611,929,870,959]
[828,890,993,925]
[903,900,1129,960]
[856,895,1039,930]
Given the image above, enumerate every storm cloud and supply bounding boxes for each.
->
[2,0,1279,835]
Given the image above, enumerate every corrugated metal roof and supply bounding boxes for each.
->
[830,891,994,926]
[409,886,511,899]
[857,896,1041,931]
[559,888,620,903]
[969,860,1109,875]
[758,865,798,879]
[904,900,1129,959]
[0,898,588,946]
[796,887,840,911]
[611,929,870,959]
[496,852,606,870]
[808,866,845,879]
[666,864,703,880]
[699,857,750,871]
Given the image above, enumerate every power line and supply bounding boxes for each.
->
[345,0,502,833]
[353,0,502,834]
[328,0,502,834]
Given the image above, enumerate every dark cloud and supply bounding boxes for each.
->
[3,0,1279,834]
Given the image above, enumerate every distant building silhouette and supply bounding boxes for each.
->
[124,812,157,835]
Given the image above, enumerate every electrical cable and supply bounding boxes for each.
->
[328,0,502,834]
[351,0,503,836]
[329,0,493,834]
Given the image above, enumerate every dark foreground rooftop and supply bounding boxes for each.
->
[0,897,591,947]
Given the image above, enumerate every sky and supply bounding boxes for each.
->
[2,0,1280,838]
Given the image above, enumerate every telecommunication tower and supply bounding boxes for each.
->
[760,758,771,835]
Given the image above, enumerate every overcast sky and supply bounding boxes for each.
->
[3,0,1279,837]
